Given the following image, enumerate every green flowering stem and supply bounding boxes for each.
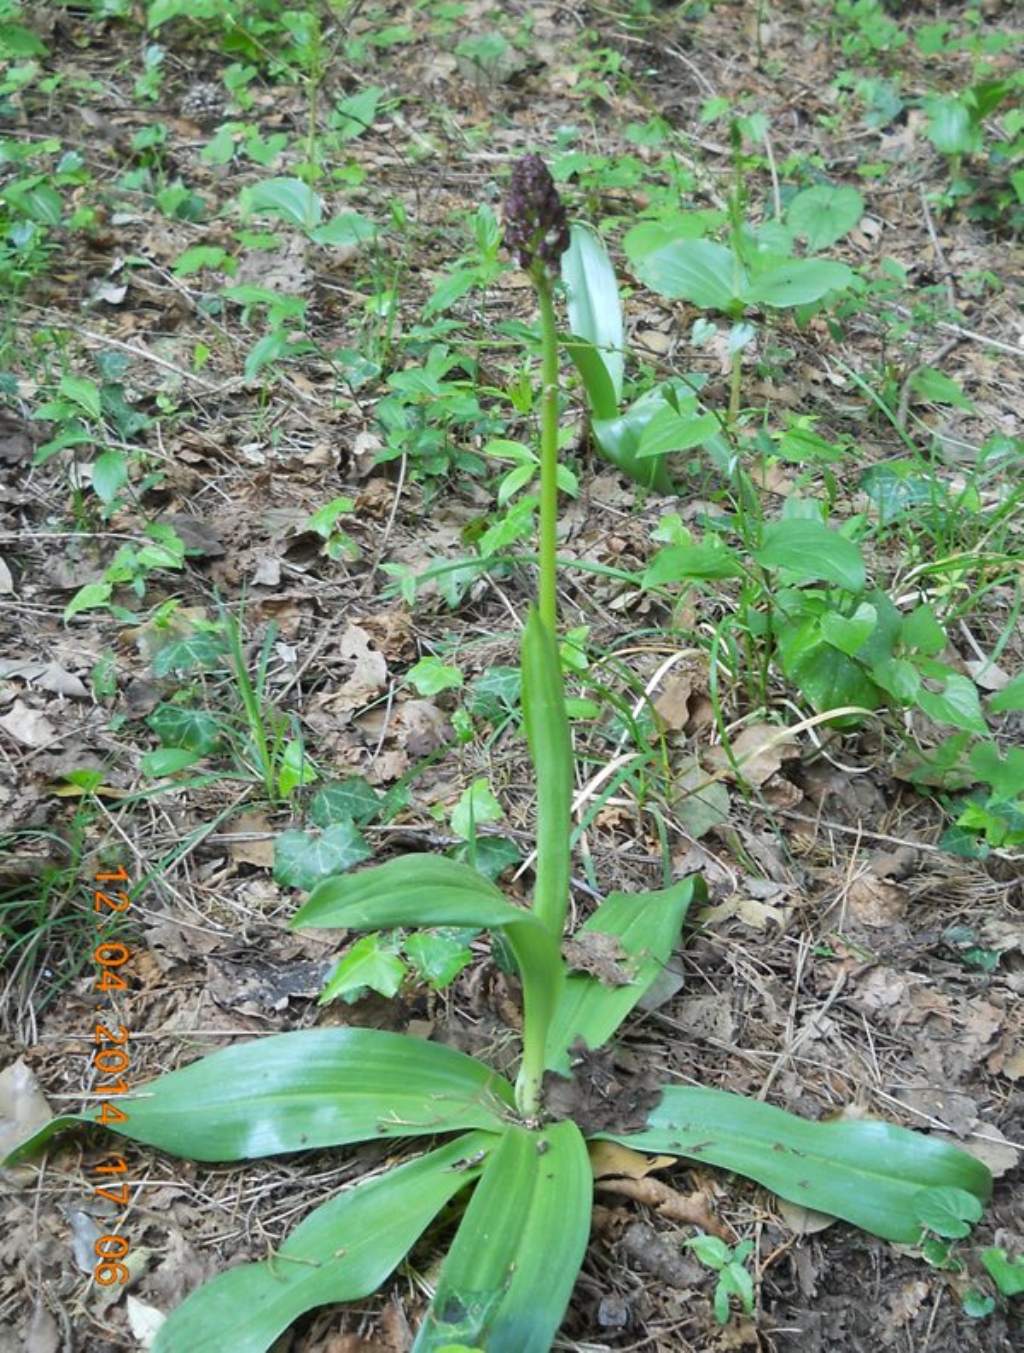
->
[535,273,560,633]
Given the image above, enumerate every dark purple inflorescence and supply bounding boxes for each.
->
[503,154,570,276]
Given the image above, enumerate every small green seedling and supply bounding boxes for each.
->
[684,1233,755,1325]
[4,157,992,1353]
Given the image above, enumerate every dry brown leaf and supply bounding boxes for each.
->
[699,895,788,931]
[0,699,57,748]
[943,1125,1020,1178]
[676,995,736,1045]
[777,1198,837,1235]
[0,1059,53,1169]
[653,673,695,731]
[595,1173,729,1238]
[590,1139,676,1181]
[228,812,275,868]
[847,875,907,927]
[563,930,634,986]
[336,623,387,708]
[706,722,799,787]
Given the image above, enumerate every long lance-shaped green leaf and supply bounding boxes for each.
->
[564,336,619,423]
[3,1029,513,1166]
[293,854,514,928]
[520,608,572,941]
[601,1085,993,1244]
[412,1120,591,1353]
[561,223,624,407]
[591,388,679,494]
[545,876,706,1074]
[290,854,563,1121]
[153,1131,498,1353]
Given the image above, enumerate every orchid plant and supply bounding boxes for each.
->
[4,157,991,1353]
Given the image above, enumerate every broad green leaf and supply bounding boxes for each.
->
[152,1132,495,1353]
[871,657,921,704]
[630,238,743,313]
[786,185,864,250]
[642,540,743,587]
[91,450,128,505]
[754,520,865,591]
[292,855,512,930]
[743,259,854,308]
[4,1029,513,1165]
[64,581,112,621]
[603,1085,991,1243]
[469,666,520,720]
[59,375,102,420]
[925,97,980,155]
[274,823,371,891]
[910,366,975,411]
[544,877,706,1074]
[413,1122,591,1353]
[561,224,624,404]
[151,631,226,677]
[777,619,881,715]
[980,1247,1024,1297]
[404,928,477,989]
[331,86,383,141]
[820,602,877,656]
[636,403,719,458]
[311,212,377,248]
[246,177,323,231]
[916,672,988,737]
[968,743,1024,799]
[409,655,464,696]
[989,673,1024,714]
[141,747,201,777]
[291,855,563,1103]
[521,609,572,939]
[320,932,407,1003]
[277,738,317,798]
[901,603,947,655]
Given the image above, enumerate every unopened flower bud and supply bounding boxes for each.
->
[503,154,570,276]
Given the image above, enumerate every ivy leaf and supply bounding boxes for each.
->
[320,932,406,1004]
[450,779,504,840]
[147,704,223,755]
[274,823,371,891]
[152,632,227,677]
[403,929,477,990]
[309,778,381,827]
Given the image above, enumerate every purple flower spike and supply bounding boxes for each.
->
[503,154,570,276]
